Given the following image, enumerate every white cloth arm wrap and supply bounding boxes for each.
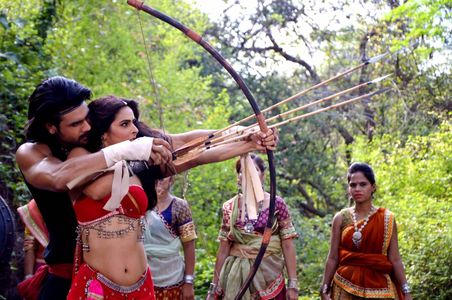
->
[101,137,154,167]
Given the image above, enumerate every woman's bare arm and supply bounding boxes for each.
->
[211,240,231,290]
[181,239,196,300]
[205,239,232,299]
[388,220,412,300]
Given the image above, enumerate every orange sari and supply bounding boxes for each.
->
[332,208,403,299]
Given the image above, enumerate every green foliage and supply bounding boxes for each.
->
[0,0,56,204]
[292,213,331,296]
[293,122,451,298]
[387,0,450,50]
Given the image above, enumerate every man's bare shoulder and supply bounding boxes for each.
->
[16,142,52,168]
[67,146,91,159]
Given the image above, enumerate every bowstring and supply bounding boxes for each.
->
[137,11,165,132]
[137,10,189,197]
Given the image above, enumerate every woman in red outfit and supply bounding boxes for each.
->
[320,163,412,300]
[66,95,277,299]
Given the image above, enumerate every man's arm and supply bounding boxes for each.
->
[169,130,216,150]
[16,137,173,193]
[173,129,276,173]
[16,142,108,192]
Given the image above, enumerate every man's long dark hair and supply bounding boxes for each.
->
[26,76,91,145]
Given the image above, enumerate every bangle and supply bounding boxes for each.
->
[287,278,298,290]
[401,282,411,294]
[184,274,195,285]
[208,282,217,294]
[320,283,330,294]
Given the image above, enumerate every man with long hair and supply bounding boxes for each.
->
[16,76,172,299]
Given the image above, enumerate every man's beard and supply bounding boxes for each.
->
[77,133,89,145]
[60,133,89,149]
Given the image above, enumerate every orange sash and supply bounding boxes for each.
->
[333,208,401,298]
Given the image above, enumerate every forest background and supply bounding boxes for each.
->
[0,0,450,299]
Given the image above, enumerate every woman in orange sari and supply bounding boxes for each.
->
[320,162,412,300]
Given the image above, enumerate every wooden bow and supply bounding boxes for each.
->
[126,1,277,298]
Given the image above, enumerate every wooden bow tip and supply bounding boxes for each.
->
[127,0,144,10]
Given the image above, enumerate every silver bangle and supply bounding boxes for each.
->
[207,282,217,294]
[184,274,195,285]
[287,278,298,290]
[401,282,411,294]
[320,283,330,294]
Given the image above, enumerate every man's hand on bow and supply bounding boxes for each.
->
[250,128,278,151]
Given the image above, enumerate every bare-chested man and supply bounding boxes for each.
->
[15,76,172,299]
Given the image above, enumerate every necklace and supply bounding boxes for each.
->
[244,199,264,233]
[351,206,375,247]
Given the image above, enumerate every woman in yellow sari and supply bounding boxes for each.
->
[320,162,412,300]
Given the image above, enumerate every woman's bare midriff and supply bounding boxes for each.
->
[82,216,147,286]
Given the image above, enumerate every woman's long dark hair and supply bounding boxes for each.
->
[87,95,171,210]
[134,120,172,211]
[86,96,137,152]
[87,95,171,150]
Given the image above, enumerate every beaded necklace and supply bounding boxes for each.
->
[351,205,376,248]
